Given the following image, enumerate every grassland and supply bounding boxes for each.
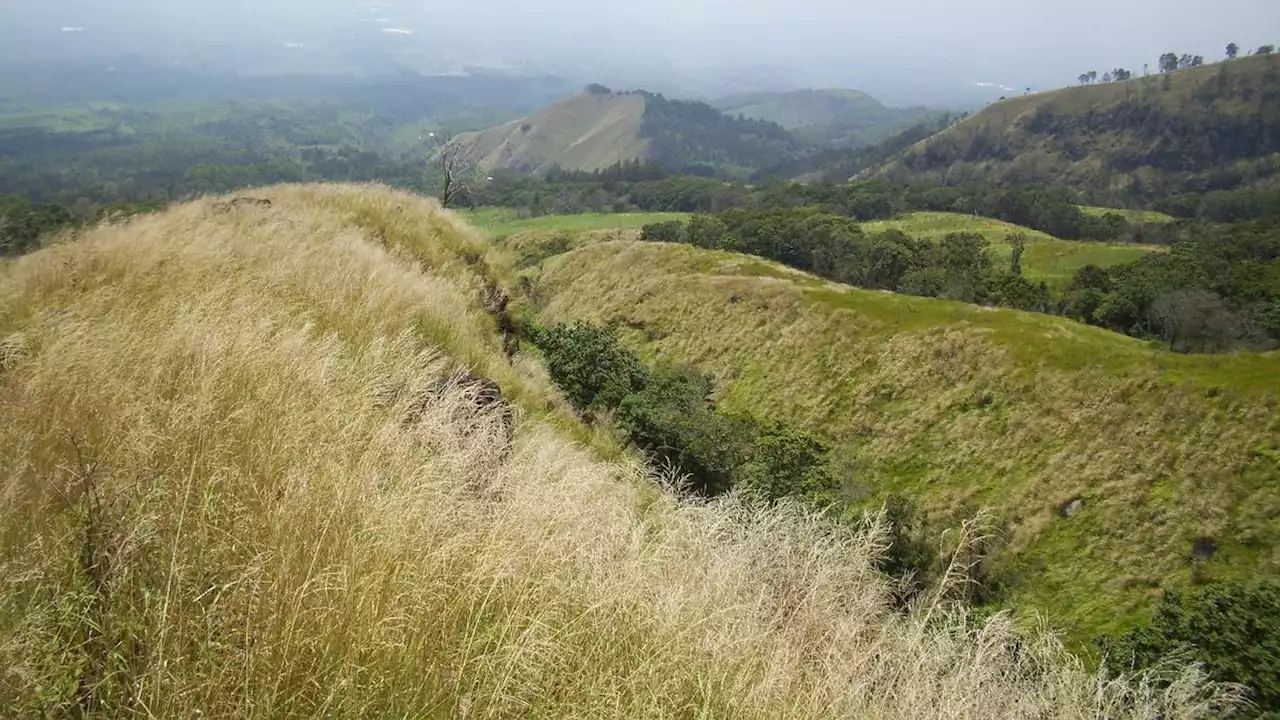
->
[530,239,1280,644]
[461,208,690,236]
[1,184,1230,717]
[1078,205,1176,225]
[862,212,1162,287]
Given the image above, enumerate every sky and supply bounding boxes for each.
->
[2,0,1278,104]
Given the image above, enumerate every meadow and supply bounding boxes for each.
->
[531,238,1280,642]
[862,211,1163,287]
[0,184,1231,717]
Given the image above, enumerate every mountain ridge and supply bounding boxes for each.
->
[862,53,1280,200]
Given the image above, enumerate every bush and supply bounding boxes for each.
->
[533,322,647,411]
[639,221,686,244]
[617,365,745,496]
[1104,581,1280,718]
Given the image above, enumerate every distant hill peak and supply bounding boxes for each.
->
[451,89,804,178]
[866,53,1280,200]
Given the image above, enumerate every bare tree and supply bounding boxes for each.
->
[1152,290,1241,353]
[427,132,477,209]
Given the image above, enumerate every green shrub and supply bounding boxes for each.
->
[533,322,647,411]
[1104,581,1280,718]
[616,365,745,495]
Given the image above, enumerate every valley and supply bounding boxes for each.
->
[3,24,1280,718]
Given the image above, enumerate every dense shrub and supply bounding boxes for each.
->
[0,194,75,255]
[1105,581,1280,718]
[533,321,835,499]
[530,322,647,411]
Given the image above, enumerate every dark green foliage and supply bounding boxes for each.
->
[1066,218,1280,349]
[639,221,687,244]
[616,366,742,496]
[874,495,938,607]
[531,322,648,411]
[0,194,75,255]
[1156,185,1280,223]
[732,419,833,503]
[638,93,803,177]
[641,209,1038,311]
[1105,582,1280,718]
[533,321,835,499]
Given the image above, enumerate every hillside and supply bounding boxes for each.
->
[861,212,1162,288]
[451,88,803,177]
[712,88,944,148]
[526,237,1280,641]
[0,184,1229,717]
[447,91,650,174]
[867,53,1280,201]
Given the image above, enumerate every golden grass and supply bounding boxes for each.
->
[0,184,1234,717]
[533,240,1280,642]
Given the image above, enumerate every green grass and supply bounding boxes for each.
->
[530,238,1280,646]
[1078,206,1176,224]
[460,209,691,237]
[862,212,1162,287]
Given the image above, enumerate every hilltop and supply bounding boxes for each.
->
[866,53,1280,202]
[450,87,803,177]
[711,88,945,148]
[1,184,1228,717]
[523,234,1280,641]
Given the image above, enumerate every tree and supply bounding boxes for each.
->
[533,322,647,412]
[1178,53,1194,69]
[1104,582,1280,719]
[1009,232,1028,275]
[1151,290,1241,353]
[1102,72,1113,83]
[1226,43,1239,60]
[428,133,477,209]
[1191,55,1205,67]
[1258,45,1276,55]
[1078,73,1090,85]
[1088,70,1098,83]
[1159,52,1179,73]
[1113,68,1132,81]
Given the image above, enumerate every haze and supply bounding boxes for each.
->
[2,0,1277,104]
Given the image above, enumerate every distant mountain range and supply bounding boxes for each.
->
[450,86,947,177]
[710,88,946,148]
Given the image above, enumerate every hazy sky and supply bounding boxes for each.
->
[2,0,1278,103]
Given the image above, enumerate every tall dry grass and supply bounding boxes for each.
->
[0,185,1235,717]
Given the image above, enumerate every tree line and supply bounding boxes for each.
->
[1075,42,1276,84]
[639,208,1280,352]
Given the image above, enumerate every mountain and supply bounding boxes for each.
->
[866,54,1280,202]
[450,87,803,177]
[519,230,1280,643]
[711,88,945,148]
[0,184,1219,717]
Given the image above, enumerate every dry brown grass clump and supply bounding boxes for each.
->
[0,185,1235,717]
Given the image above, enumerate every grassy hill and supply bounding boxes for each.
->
[527,237,1280,643]
[861,212,1163,288]
[2,184,1228,717]
[448,91,650,174]
[712,88,944,148]
[451,88,803,177]
[868,54,1280,201]
[479,210,1159,289]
